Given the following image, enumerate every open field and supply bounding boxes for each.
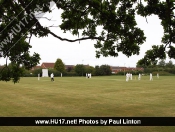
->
[0,75,175,132]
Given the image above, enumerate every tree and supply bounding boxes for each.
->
[0,62,25,83]
[74,64,85,76]
[136,57,152,68]
[158,59,166,67]
[136,0,175,61]
[95,66,101,76]
[0,38,40,83]
[54,58,65,73]
[166,60,174,68]
[32,68,42,77]
[100,65,112,75]
[85,66,95,75]
[0,0,175,83]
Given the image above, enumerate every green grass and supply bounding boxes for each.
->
[0,76,175,132]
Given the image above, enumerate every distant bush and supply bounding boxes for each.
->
[115,70,143,75]
[152,71,175,76]
[116,71,124,75]
[21,69,35,77]
[62,72,78,77]
[32,68,42,77]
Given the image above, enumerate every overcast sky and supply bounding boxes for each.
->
[1,3,174,67]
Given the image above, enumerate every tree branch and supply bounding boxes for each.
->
[18,0,105,43]
[28,33,32,44]
[35,16,55,21]
[47,24,59,28]
[164,42,169,49]
[48,30,104,42]
[171,7,175,11]
[145,16,148,23]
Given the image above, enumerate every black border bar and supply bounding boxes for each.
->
[0,117,175,126]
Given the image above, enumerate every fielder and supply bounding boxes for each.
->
[126,73,129,82]
[138,73,141,80]
[51,73,54,81]
[130,73,132,80]
[150,73,153,81]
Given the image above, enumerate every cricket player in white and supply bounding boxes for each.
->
[128,73,130,81]
[126,73,129,81]
[157,73,159,78]
[51,73,54,81]
[130,73,132,80]
[138,73,141,80]
[150,73,153,81]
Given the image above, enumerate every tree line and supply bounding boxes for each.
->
[137,59,175,75]
[22,58,112,77]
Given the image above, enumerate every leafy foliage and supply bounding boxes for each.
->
[166,60,174,68]
[85,66,95,75]
[54,58,65,73]
[0,63,25,83]
[158,59,166,67]
[95,65,101,76]
[99,65,112,75]
[74,64,85,76]
[136,0,175,62]
[136,58,175,75]
[94,64,112,76]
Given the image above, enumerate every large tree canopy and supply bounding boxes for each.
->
[0,0,174,83]
[54,58,65,73]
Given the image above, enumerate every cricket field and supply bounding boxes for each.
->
[0,75,175,132]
